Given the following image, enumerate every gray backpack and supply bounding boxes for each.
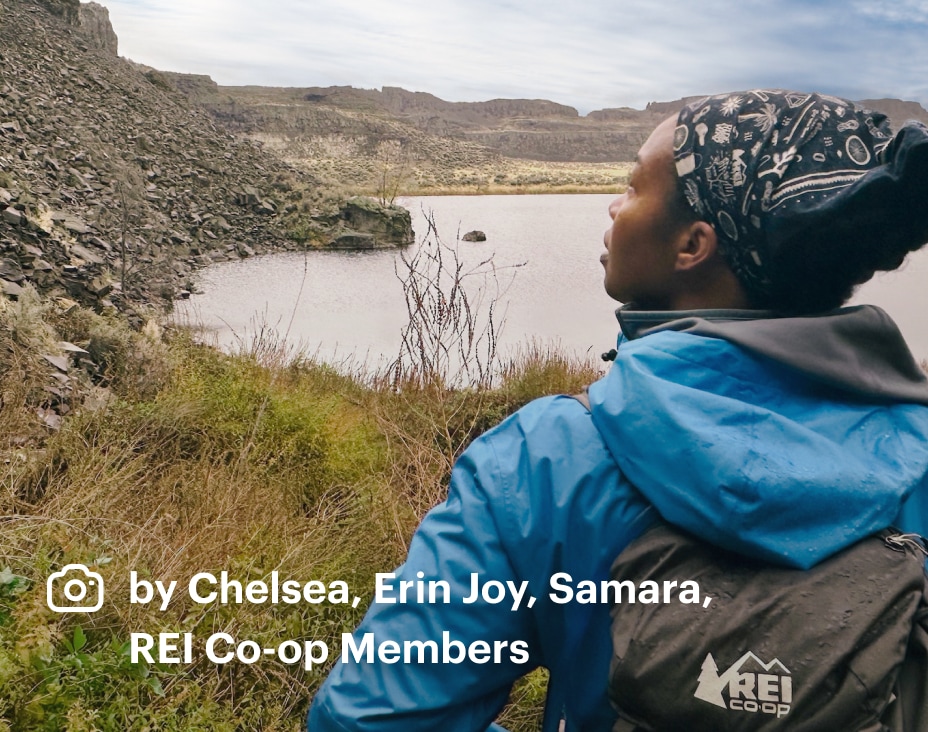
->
[607,524,928,731]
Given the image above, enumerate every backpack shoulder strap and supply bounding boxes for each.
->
[881,539,928,731]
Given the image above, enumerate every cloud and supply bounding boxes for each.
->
[103,0,928,113]
[851,0,928,24]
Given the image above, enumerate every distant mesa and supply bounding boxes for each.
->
[168,79,928,167]
[858,98,928,124]
[160,72,220,99]
[462,230,486,242]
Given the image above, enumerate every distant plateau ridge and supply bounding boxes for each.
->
[162,74,928,195]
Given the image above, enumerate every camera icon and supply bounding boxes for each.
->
[46,564,105,613]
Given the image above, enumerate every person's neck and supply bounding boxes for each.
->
[659,273,752,311]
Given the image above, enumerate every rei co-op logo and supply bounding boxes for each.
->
[695,651,792,719]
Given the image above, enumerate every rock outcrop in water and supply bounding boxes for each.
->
[321,197,413,249]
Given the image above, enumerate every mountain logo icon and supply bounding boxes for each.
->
[694,651,792,719]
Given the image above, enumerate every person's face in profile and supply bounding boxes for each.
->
[601,116,691,308]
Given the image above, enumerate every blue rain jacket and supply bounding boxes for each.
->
[309,306,928,731]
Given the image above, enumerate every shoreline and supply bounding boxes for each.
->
[359,184,628,197]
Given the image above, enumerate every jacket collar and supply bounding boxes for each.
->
[616,304,778,341]
[614,303,928,405]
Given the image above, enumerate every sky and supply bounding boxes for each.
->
[102,0,928,115]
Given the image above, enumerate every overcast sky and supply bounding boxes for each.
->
[102,0,928,115]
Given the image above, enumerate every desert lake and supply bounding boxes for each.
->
[176,194,928,369]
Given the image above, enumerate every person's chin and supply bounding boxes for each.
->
[603,280,625,303]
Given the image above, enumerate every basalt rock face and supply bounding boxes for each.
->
[0,0,344,317]
[189,83,654,163]
[78,1,118,56]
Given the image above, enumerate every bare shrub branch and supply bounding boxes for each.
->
[390,212,516,390]
[369,214,520,521]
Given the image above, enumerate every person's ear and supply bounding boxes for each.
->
[674,221,718,272]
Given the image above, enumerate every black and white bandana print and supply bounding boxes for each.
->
[673,90,894,300]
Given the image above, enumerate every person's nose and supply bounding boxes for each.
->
[608,194,625,220]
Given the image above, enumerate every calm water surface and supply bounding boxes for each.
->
[175,195,928,366]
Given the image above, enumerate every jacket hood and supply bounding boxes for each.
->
[617,304,928,405]
[588,305,928,567]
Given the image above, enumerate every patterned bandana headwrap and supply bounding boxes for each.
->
[673,90,895,301]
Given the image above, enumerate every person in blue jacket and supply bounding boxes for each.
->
[309,90,928,731]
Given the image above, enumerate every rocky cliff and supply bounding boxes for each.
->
[78,1,118,55]
[37,0,80,23]
[0,0,410,320]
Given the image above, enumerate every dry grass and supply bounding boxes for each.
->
[0,306,398,729]
[251,130,632,197]
[0,250,601,729]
